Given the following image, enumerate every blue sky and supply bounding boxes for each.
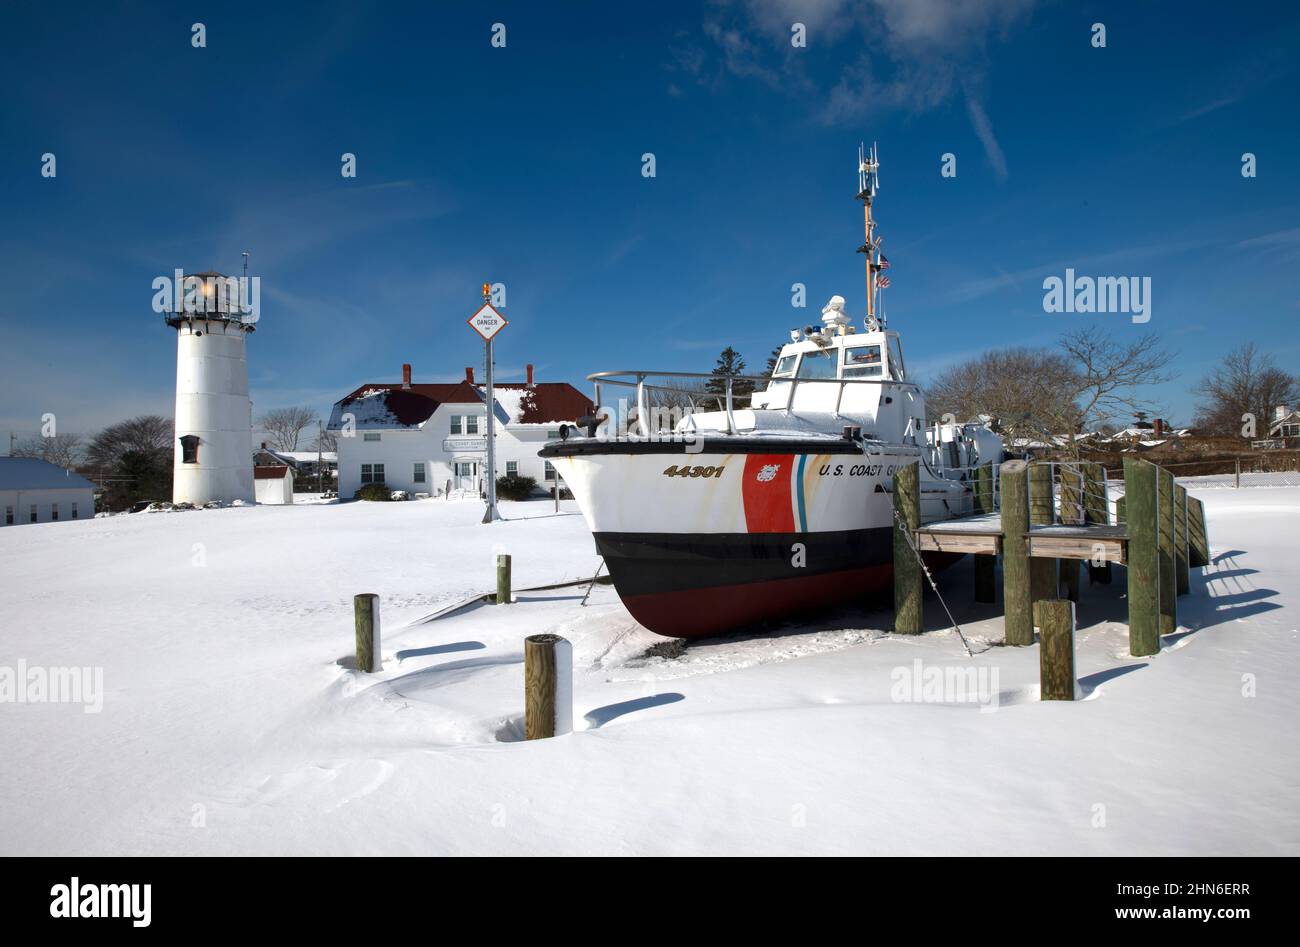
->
[1,0,1297,441]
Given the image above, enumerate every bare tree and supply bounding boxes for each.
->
[1194,342,1299,437]
[86,415,173,470]
[925,329,1174,455]
[258,407,318,451]
[925,347,1079,444]
[12,432,84,468]
[1052,328,1175,454]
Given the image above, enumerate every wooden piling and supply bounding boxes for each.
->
[496,554,512,604]
[1028,463,1057,626]
[1084,462,1112,585]
[892,462,923,634]
[1038,599,1076,701]
[524,633,573,739]
[1123,459,1160,657]
[354,593,381,673]
[1000,460,1033,646]
[1188,496,1210,568]
[1157,467,1178,635]
[974,463,996,604]
[1174,484,1190,596]
[1058,464,1082,602]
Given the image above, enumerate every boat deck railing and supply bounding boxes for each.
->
[587,369,919,438]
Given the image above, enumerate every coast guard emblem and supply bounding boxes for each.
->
[756,464,780,482]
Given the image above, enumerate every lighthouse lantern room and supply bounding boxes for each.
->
[165,270,256,506]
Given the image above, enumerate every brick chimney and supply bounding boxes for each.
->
[402,363,411,389]
[465,366,475,384]
[1152,418,1165,438]
[526,363,535,387]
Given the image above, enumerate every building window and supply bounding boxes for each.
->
[51,504,59,521]
[363,433,381,442]
[544,461,557,481]
[361,463,386,484]
[180,434,200,464]
[506,461,518,476]
[413,462,426,483]
[72,502,79,519]
[466,415,480,435]
[30,504,38,523]
[450,416,463,435]
[5,506,12,525]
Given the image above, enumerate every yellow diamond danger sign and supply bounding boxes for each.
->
[468,303,508,341]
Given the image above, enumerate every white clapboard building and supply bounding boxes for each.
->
[326,363,592,498]
[0,458,96,526]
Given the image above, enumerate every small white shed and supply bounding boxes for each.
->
[254,465,294,505]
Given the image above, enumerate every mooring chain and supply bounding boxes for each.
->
[891,506,976,658]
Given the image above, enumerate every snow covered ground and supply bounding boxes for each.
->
[1,486,1297,855]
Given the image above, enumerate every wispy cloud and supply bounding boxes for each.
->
[964,93,1008,182]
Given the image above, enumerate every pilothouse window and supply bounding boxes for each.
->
[796,349,837,379]
[773,355,797,377]
[842,344,882,378]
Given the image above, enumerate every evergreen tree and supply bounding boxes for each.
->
[706,347,755,407]
[764,345,784,377]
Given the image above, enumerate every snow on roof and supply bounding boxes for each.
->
[0,458,96,491]
[276,451,337,463]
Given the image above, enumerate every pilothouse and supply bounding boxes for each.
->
[541,145,1002,638]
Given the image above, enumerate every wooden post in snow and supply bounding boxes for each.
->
[1038,599,1076,700]
[524,634,572,739]
[496,554,512,604]
[1028,462,1057,627]
[1058,464,1082,603]
[974,462,996,603]
[1188,497,1210,568]
[892,462,923,634]
[354,593,381,673]
[1084,462,1112,585]
[1157,467,1178,636]
[1174,483,1191,596]
[1000,460,1033,646]
[1123,459,1160,657]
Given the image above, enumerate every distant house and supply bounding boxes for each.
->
[253,464,294,504]
[326,363,592,498]
[0,458,96,526]
[253,445,338,485]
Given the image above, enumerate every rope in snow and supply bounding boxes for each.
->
[892,507,975,658]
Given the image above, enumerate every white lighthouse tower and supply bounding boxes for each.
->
[165,270,256,506]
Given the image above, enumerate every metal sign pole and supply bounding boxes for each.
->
[482,336,499,522]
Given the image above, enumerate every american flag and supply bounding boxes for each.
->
[878,254,890,270]
[877,274,891,288]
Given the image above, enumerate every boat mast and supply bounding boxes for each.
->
[855,142,881,331]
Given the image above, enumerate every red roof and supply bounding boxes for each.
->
[330,380,592,427]
[254,465,290,479]
[489,382,594,424]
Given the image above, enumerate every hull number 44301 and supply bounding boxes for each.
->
[662,465,725,479]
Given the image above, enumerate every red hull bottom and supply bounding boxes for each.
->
[618,555,961,639]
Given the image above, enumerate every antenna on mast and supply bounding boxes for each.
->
[855,142,882,331]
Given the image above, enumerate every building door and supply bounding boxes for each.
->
[455,461,475,492]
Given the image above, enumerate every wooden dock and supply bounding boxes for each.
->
[892,457,1210,660]
[915,513,1128,564]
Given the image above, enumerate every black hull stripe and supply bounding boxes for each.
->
[594,528,894,597]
